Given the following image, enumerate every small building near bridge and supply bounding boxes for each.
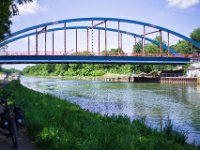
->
[187,68,200,77]
[187,63,200,77]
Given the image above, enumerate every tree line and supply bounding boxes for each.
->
[23,63,177,77]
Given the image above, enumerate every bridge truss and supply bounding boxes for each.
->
[0,17,199,64]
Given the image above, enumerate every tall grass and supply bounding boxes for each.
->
[1,81,199,150]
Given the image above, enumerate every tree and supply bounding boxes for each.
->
[144,36,166,54]
[76,50,92,56]
[153,36,166,45]
[170,40,191,54]
[109,48,124,55]
[190,27,200,53]
[145,44,159,53]
[46,64,56,73]
[133,41,142,53]
[190,27,200,42]
[101,48,124,56]
[0,0,33,41]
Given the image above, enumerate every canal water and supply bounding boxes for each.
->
[20,76,200,144]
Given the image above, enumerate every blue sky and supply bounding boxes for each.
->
[2,0,200,70]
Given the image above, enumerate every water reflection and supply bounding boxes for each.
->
[20,76,200,144]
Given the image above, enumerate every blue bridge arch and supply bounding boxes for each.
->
[0,17,199,64]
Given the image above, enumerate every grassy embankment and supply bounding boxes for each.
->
[1,81,200,150]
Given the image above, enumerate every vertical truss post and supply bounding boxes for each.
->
[134,36,136,54]
[52,31,54,55]
[143,25,146,56]
[44,27,47,56]
[167,32,170,56]
[121,33,123,55]
[76,29,78,56]
[87,29,89,52]
[28,36,30,55]
[105,20,107,55]
[35,29,38,55]
[64,23,66,55]
[92,20,94,54]
[98,30,100,56]
[160,30,163,56]
[118,21,120,55]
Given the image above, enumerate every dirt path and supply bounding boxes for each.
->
[0,129,36,150]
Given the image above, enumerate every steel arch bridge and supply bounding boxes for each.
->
[0,17,200,64]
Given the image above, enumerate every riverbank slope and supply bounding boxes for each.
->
[1,81,200,150]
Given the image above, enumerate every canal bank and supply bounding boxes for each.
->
[20,76,200,145]
[93,76,200,84]
[23,73,200,84]
[2,80,200,150]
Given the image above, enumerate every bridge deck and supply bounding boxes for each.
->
[0,56,190,64]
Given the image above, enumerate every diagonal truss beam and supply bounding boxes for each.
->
[141,30,160,36]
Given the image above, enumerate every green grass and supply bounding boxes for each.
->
[1,81,200,150]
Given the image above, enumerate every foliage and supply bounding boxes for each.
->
[170,40,192,54]
[75,51,93,56]
[153,36,167,45]
[1,81,199,150]
[0,1,12,41]
[101,48,125,56]
[145,36,167,54]
[190,27,200,43]
[169,28,200,54]
[133,36,167,54]
[133,40,143,53]
[109,48,125,55]
[23,63,178,77]
[0,0,32,41]
[0,68,21,75]
[190,27,200,52]
[145,43,159,53]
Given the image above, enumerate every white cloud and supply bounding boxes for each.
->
[167,0,200,9]
[18,0,48,15]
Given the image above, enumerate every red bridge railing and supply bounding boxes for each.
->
[0,51,199,58]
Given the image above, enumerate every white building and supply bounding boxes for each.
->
[187,68,200,77]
